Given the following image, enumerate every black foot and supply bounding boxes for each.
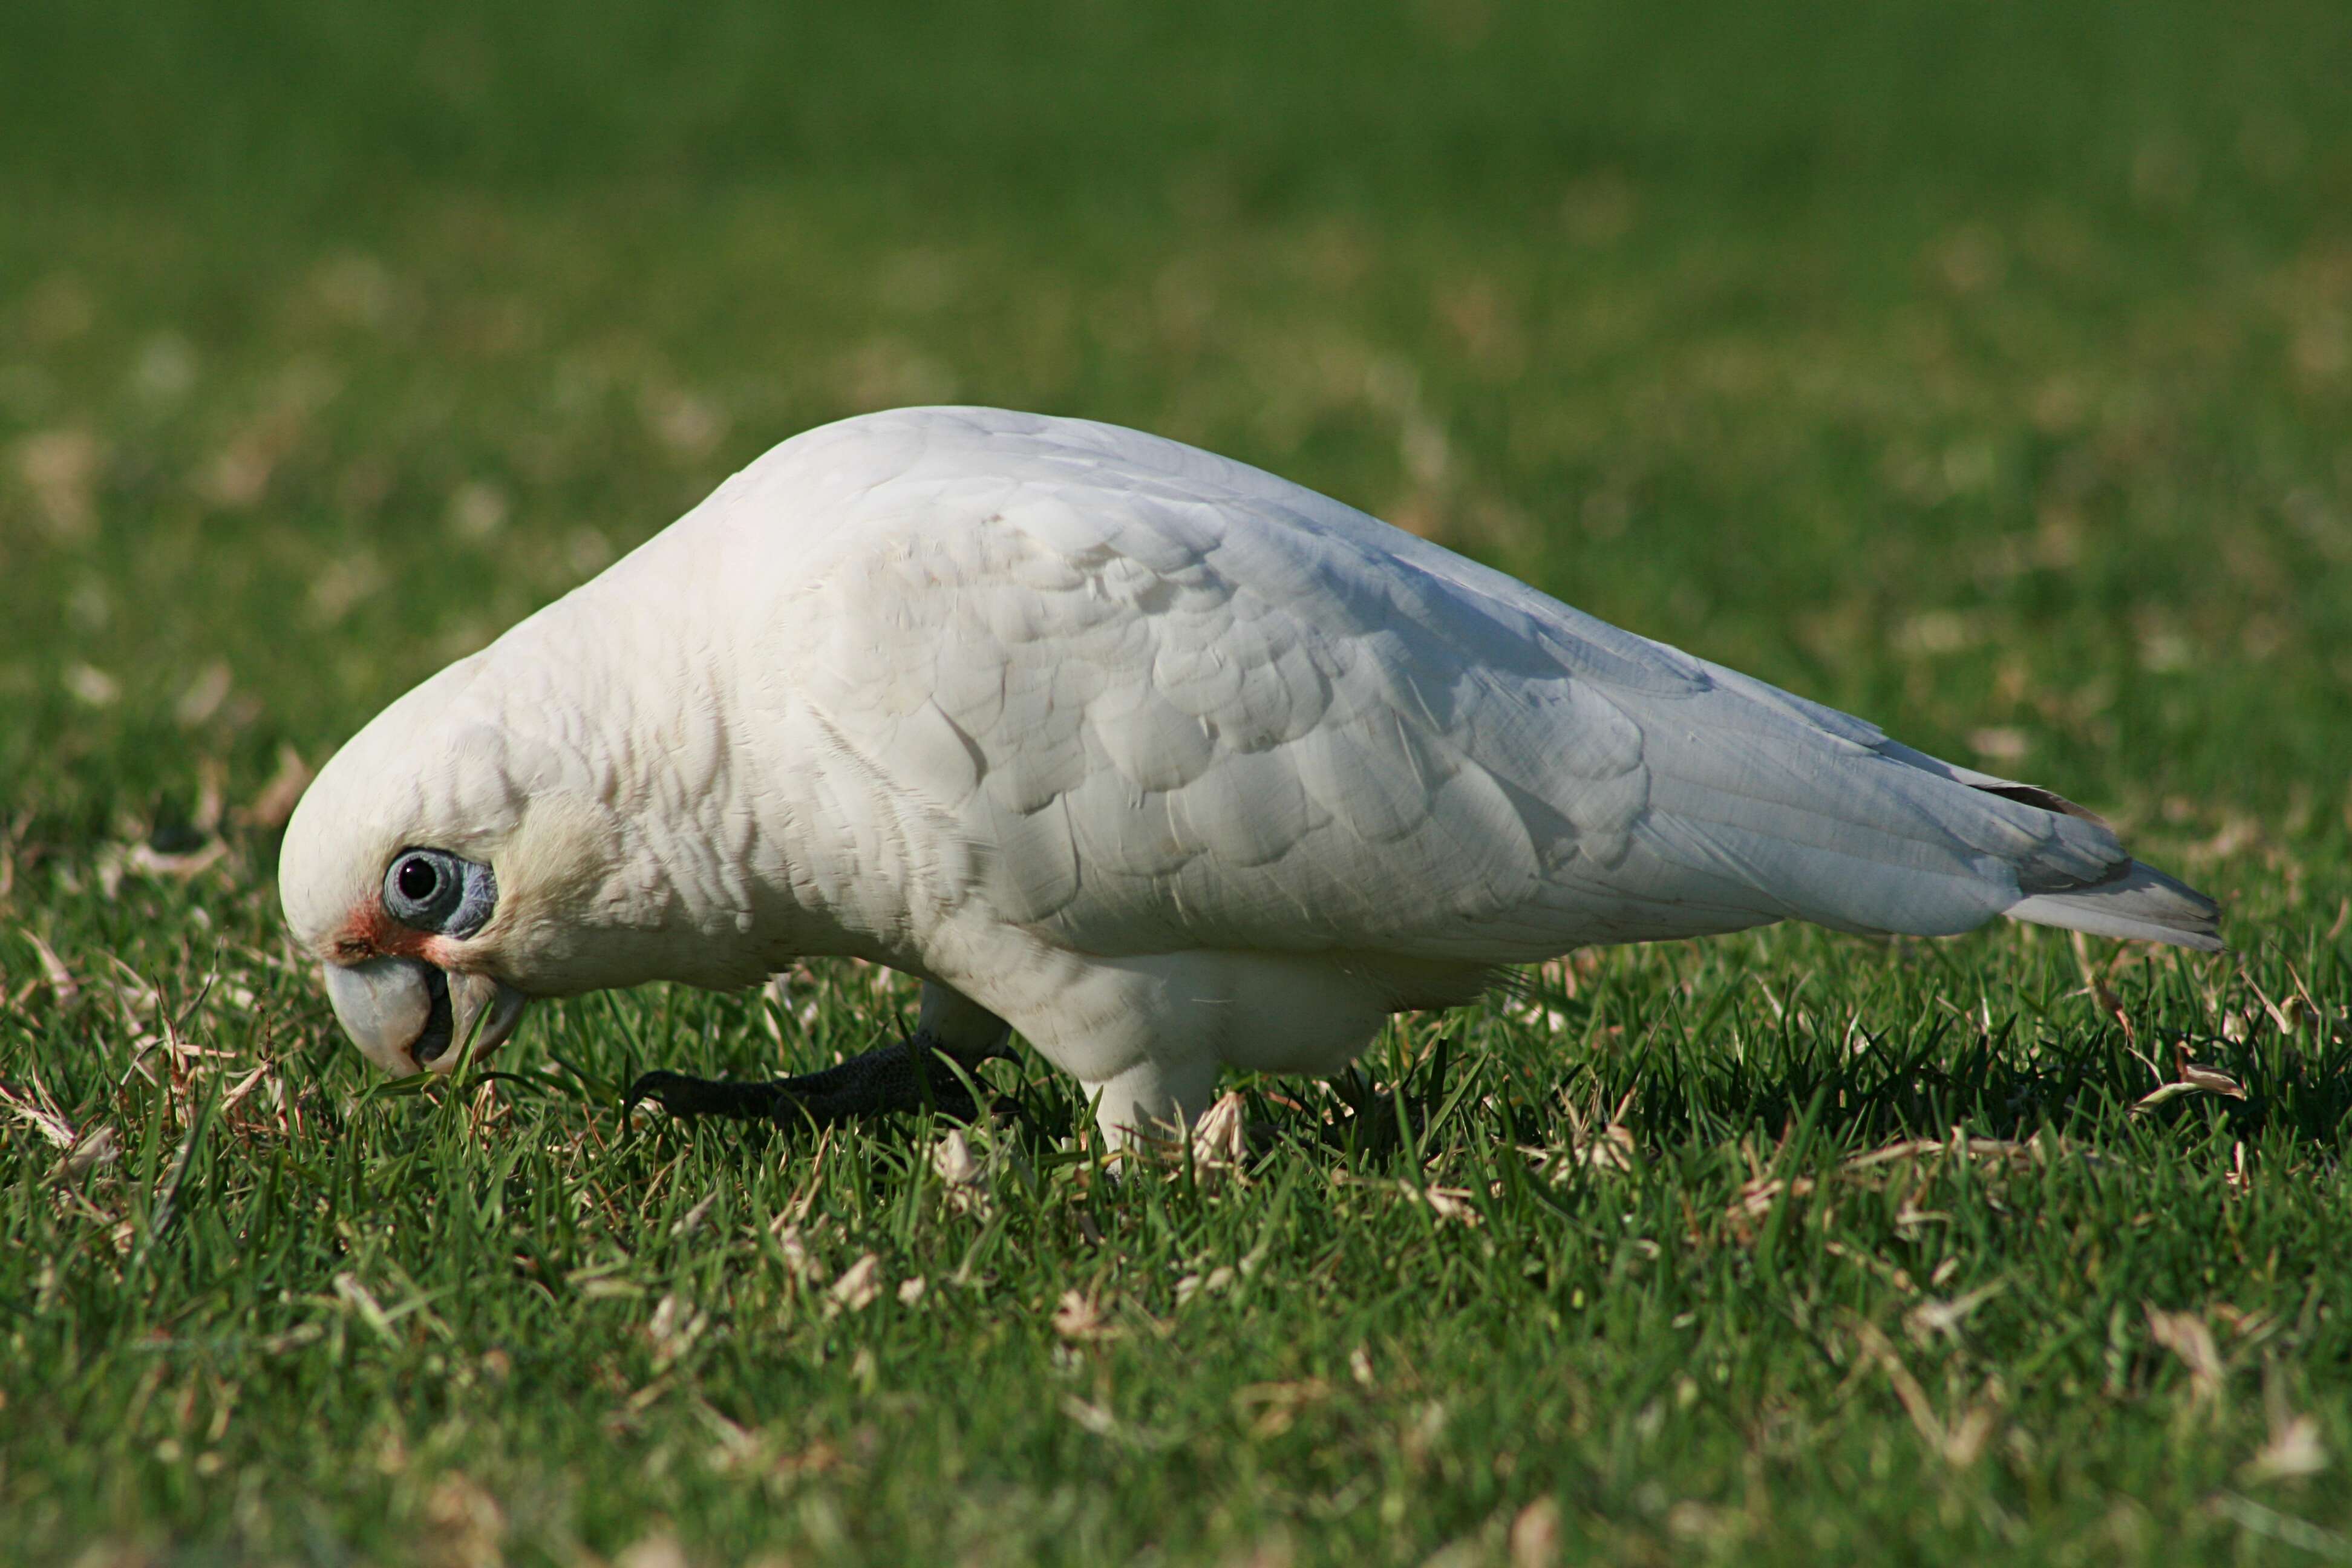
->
[625,1033,1008,1129]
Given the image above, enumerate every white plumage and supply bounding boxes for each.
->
[279,407,2218,1142]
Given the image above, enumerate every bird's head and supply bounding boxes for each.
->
[278,652,651,1076]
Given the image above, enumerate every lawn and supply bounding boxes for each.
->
[4,1,2351,1562]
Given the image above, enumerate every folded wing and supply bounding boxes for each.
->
[753,408,2219,968]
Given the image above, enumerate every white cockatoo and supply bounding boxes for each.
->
[279,407,2218,1143]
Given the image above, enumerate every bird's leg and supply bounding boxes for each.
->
[628,1031,1011,1126]
[626,981,1016,1130]
[1083,1055,1223,1154]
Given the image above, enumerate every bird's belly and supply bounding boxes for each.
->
[944,942,1396,1085]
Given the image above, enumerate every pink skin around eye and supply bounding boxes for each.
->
[333,900,470,970]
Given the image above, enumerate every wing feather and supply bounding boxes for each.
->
[748,408,2206,965]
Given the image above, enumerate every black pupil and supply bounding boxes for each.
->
[397,858,440,903]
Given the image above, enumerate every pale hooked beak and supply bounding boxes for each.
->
[320,956,530,1075]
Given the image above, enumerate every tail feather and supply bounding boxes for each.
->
[2005,860,2223,952]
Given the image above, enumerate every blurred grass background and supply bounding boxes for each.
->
[7,0,2350,840]
[5,2,2352,1563]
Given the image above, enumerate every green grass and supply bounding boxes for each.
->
[4,1,2352,1561]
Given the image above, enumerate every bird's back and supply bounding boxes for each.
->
[637,407,2214,972]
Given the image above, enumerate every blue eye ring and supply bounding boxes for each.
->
[383,848,497,937]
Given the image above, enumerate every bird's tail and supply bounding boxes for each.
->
[2004,858,2223,951]
[1830,733,2225,953]
[1627,667,2229,956]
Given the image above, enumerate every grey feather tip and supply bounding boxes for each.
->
[2007,859,2224,953]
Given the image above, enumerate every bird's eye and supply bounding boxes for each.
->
[382,848,497,936]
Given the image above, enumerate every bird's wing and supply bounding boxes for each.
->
[742,408,2194,964]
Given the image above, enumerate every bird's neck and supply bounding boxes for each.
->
[518,593,945,988]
